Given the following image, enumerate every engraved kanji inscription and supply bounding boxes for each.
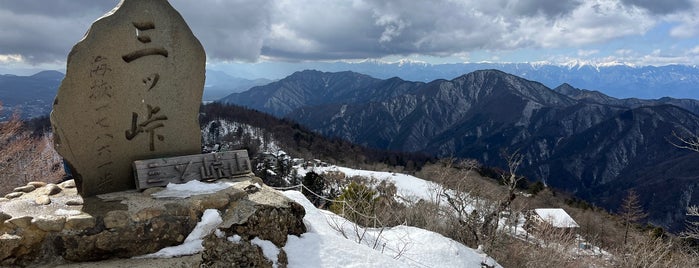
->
[200,153,228,181]
[142,73,160,90]
[122,21,168,63]
[90,56,112,77]
[125,104,168,151]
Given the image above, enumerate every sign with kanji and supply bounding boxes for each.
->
[133,150,253,190]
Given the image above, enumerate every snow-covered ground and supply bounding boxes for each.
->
[283,190,500,267]
[137,180,501,267]
[295,165,443,204]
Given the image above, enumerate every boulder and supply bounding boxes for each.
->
[0,177,306,267]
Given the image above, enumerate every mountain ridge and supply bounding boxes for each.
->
[217,62,699,99]
[221,69,699,231]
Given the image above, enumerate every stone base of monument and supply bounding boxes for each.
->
[0,177,306,267]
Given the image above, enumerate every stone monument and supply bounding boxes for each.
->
[51,0,205,196]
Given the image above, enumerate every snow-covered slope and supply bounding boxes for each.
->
[283,190,500,267]
[138,180,501,267]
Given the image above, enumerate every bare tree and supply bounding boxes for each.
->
[0,103,63,194]
[620,189,647,245]
[671,131,699,240]
[670,131,699,152]
[498,148,525,212]
[681,205,699,240]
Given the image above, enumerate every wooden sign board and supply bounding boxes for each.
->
[133,150,252,190]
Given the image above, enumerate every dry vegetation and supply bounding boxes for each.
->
[0,103,63,195]
[305,157,699,267]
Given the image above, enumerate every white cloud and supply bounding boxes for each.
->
[578,49,600,57]
[0,0,695,66]
[0,54,23,63]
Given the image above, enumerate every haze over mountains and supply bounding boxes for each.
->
[222,69,699,231]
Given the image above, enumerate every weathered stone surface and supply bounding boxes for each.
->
[28,181,48,188]
[7,216,34,229]
[64,215,96,231]
[59,180,76,189]
[103,210,130,229]
[0,233,22,262]
[46,184,63,195]
[133,207,163,222]
[32,216,67,232]
[35,195,52,205]
[220,187,307,247]
[5,192,24,199]
[66,199,84,206]
[0,211,11,222]
[142,187,164,195]
[202,235,278,268]
[0,179,306,267]
[50,0,205,197]
[53,253,203,268]
[14,185,36,193]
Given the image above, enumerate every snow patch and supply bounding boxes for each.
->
[135,209,222,259]
[282,190,501,267]
[151,180,236,199]
[228,234,242,243]
[252,237,280,268]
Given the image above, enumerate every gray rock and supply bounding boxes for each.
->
[64,214,96,231]
[46,184,63,195]
[59,179,76,189]
[103,210,130,229]
[7,216,34,229]
[0,179,306,266]
[13,185,36,193]
[35,195,51,205]
[0,233,22,262]
[50,0,205,197]
[66,199,84,206]
[202,235,278,268]
[0,211,11,222]
[28,181,47,188]
[5,192,24,199]
[32,216,66,232]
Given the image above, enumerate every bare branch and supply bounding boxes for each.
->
[669,131,699,153]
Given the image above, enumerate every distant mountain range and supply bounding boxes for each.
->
[227,61,699,99]
[204,70,272,101]
[221,69,699,231]
[0,70,270,119]
[0,70,62,120]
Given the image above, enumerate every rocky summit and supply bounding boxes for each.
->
[0,177,306,267]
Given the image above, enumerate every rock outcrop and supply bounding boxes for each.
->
[0,177,306,267]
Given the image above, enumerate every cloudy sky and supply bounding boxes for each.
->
[2,0,699,77]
